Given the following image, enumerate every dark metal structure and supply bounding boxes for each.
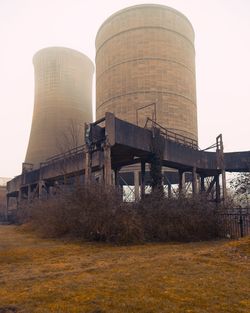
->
[6,113,250,214]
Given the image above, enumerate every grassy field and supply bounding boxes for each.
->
[0,226,249,313]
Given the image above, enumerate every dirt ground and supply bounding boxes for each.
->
[0,225,249,313]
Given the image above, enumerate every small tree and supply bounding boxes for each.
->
[57,119,84,153]
[54,119,85,182]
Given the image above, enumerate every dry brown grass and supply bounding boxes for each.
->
[0,226,249,313]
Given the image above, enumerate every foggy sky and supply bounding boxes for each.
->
[0,0,250,178]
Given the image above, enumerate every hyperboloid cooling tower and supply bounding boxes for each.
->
[25,47,94,167]
[96,4,198,141]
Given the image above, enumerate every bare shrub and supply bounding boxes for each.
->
[24,197,69,237]
[19,185,222,244]
[23,184,143,244]
[64,184,144,244]
[136,194,220,242]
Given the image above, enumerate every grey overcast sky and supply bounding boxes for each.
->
[0,0,250,178]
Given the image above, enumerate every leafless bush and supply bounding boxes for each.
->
[64,184,143,243]
[19,185,223,244]
[18,197,69,237]
[135,194,221,242]
[21,185,143,243]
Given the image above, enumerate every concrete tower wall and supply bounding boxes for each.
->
[96,4,198,141]
[25,47,94,167]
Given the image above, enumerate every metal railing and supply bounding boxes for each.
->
[218,208,250,238]
[42,144,86,167]
[40,117,107,169]
[144,118,198,150]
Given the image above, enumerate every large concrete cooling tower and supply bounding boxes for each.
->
[96,4,198,141]
[25,47,94,167]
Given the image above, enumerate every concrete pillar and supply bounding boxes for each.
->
[200,175,206,193]
[114,168,119,186]
[84,149,92,184]
[104,144,112,185]
[221,169,227,201]
[15,196,18,210]
[134,170,140,201]
[27,185,31,203]
[114,168,123,200]
[178,170,185,196]
[216,134,226,202]
[38,181,45,199]
[215,174,221,203]
[141,161,146,199]
[18,188,22,204]
[192,167,198,195]
[167,181,172,198]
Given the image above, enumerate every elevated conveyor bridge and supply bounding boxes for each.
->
[6,113,250,211]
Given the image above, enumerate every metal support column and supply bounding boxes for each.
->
[178,170,184,196]
[167,181,172,198]
[104,143,112,186]
[114,168,119,187]
[84,122,92,185]
[141,161,146,199]
[17,188,22,208]
[221,169,227,201]
[15,196,18,210]
[200,175,206,193]
[216,134,227,202]
[134,171,140,201]
[38,181,44,199]
[27,184,31,203]
[84,149,92,184]
[215,174,221,203]
[192,167,198,195]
